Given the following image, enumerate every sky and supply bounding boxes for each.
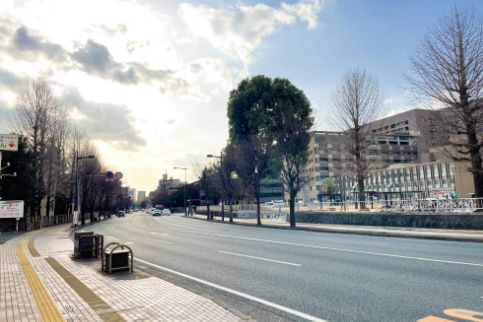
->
[0,0,482,193]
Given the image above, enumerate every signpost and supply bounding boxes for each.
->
[0,134,18,152]
[0,135,20,231]
[0,200,24,218]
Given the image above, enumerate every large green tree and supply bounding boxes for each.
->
[270,78,313,227]
[228,76,313,227]
[227,76,277,225]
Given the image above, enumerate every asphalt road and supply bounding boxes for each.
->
[84,213,483,322]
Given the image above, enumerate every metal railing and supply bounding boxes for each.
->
[196,198,483,214]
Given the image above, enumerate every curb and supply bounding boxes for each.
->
[187,216,483,243]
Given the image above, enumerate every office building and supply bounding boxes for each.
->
[137,191,146,203]
[259,178,284,203]
[301,131,419,201]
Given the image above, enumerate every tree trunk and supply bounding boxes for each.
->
[468,132,483,205]
[289,193,296,227]
[207,204,210,220]
[229,199,233,223]
[45,195,51,217]
[221,200,225,221]
[358,176,365,209]
[90,207,94,223]
[256,193,261,226]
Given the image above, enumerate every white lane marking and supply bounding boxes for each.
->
[124,241,135,245]
[143,237,172,245]
[218,250,302,267]
[168,228,483,268]
[149,232,170,236]
[134,258,327,322]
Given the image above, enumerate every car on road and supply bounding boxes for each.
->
[117,211,125,217]
[162,209,171,216]
[152,209,162,216]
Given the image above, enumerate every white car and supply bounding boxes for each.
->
[266,200,284,207]
[162,209,171,215]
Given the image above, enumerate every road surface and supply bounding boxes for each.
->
[82,213,483,322]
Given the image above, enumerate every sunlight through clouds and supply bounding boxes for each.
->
[0,0,324,191]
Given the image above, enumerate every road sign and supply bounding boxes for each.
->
[115,172,123,179]
[0,200,24,218]
[106,171,114,178]
[0,134,18,151]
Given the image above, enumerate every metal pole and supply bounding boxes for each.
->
[184,168,187,216]
[73,151,79,227]
[220,152,225,220]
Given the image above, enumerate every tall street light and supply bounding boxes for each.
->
[207,153,224,220]
[74,153,95,226]
[173,166,188,216]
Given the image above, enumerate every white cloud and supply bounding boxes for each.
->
[282,0,324,29]
[179,0,324,65]
[0,0,324,191]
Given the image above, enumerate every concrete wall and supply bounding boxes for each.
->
[295,212,483,229]
[197,210,483,229]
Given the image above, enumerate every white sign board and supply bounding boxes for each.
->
[0,200,24,218]
[0,134,18,151]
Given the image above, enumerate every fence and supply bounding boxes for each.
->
[197,198,483,214]
[316,198,483,213]
[25,214,74,231]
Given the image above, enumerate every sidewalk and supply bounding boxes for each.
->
[0,225,245,322]
[191,214,483,242]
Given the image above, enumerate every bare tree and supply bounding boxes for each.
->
[408,8,483,199]
[14,79,59,219]
[332,69,383,208]
[44,102,71,218]
[199,165,220,220]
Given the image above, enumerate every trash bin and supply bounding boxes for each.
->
[102,242,133,274]
[74,232,103,259]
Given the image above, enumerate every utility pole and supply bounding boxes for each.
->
[73,153,95,226]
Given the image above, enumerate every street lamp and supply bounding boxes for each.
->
[173,166,188,216]
[74,153,95,226]
[207,153,225,220]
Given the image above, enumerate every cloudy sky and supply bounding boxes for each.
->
[0,0,482,192]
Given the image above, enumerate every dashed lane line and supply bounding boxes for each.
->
[163,226,483,268]
[218,250,302,267]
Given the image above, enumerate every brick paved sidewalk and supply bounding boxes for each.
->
[0,226,244,322]
[0,233,42,322]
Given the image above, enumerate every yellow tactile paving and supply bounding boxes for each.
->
[16,240,64,322]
